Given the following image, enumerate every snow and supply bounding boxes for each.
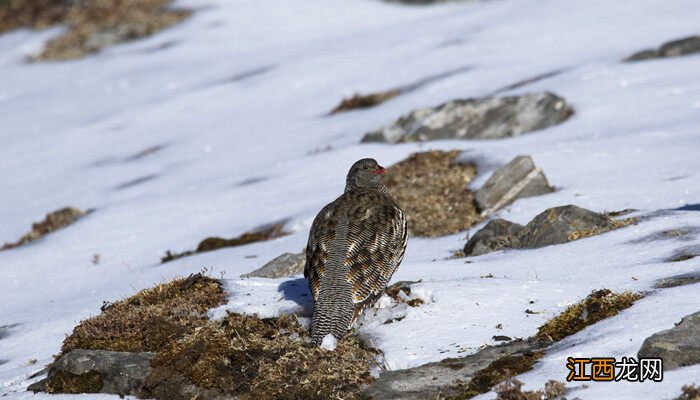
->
[1,0,699,398]
[320,334,338,351]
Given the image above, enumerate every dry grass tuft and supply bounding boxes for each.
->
[1,207,86,250]
[61,273,226,354]
[679,384,700,400]
[450,351,544,399]
[162,223,288,263]
[493,378,566,400]
[0,0,190,61]
[384,150,481,237]
[536,289,643,342]
[330,90,400,114]
[141,313,378,400]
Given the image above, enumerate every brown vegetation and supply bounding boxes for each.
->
[0,0,190,61]
[384,150,481,237]
[330,90,400,114]
[1,207,86,250]
[493,378,566,400]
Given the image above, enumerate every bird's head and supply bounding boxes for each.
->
[345,158,386,191]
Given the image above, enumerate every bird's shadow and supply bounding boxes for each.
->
[277,277,313,317]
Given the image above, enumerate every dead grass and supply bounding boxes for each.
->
[61,273,226,354]
[141,313,378,400]
[383,150,481,237]
[0,0,190,61]
[44,370,104,394]
[536,289,643,342]
[567,216,637,242]
[162,223,288,263]
[679,384,700,400]
[493,378,566,400]
[1,207,86,250]
[329,90,400,114]
[449,351,544,399]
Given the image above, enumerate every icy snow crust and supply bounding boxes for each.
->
[1,0,699,398]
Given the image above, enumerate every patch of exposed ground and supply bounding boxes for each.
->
[1,207,87,250]
[61,273,226,354]
[536,289,643,342]
[383,150,481,237]
[0,0,190,61]
[678,384,700,400]
[142,313,378,400]
[492,378,566,400]
[162,222,288,263]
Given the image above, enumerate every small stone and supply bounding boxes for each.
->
[654,271,700,289]
[362,92,572,143]
[638,312,700,370]
[464,219,524,256]
[241,252,305,278]
[475,156,553,214]
[625,36,700,62]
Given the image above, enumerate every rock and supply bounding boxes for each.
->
[475,156,554,214]
[655,271,700,289]
[28,349,154,396]
[625,36,700,61]
[463,219,523,256]
[241,252,305,278]
[363,339,545,399]
[638,312,700,370]
[361,92,571,143]
[516,205,621,248]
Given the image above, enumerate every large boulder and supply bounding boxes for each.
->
[625,36,700,61]
[517,205,621,248]
[638,312,700,370]
[28,349,154,396]
[464,219,524,256]
[361,92,572,143]
[475,156,554,214]
[241,251,305,278]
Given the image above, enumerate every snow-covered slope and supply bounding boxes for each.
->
[1,0,699,398]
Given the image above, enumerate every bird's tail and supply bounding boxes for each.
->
[309,295,355,346]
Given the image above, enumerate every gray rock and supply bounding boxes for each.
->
[241,251,305,278]
[28,349,154,396]
[464,219,524,256]
[363,339,544,399]
[625,36,700,61]
[638,311,700,370]
[475,156,553,214]
[361,92,571,143]
[516,205,618,248]
[655,271,700,289]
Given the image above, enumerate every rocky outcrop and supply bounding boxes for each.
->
[361,92,572,143]
[363,339,545,399]
[655,271,700,289]
[28,349,154,396]
[475,156,554,214]
[241,251,305,278]
[464,219,523,256]
[625,36,700,61]
[638,312,700,370]
[463,205,634,256]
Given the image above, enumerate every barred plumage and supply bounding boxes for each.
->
[305,158,408,346]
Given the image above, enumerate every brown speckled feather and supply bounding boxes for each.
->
[305,183,407,344]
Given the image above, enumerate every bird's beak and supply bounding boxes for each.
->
[372,166,387,175]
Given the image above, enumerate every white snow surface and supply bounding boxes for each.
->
[1,0,700,398]
[320,334,339,351]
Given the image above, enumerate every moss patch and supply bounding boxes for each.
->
[44,370,104,394]
[1,207,86,250]
[330,90,400,114]
[383,150,481,237]
[162,223,288,263]
[141,313,378,400]
[536,289,643,342]
[449,351,544,399]
[61,273,226,354]
[493,378,566,400]
[0,0,190,61]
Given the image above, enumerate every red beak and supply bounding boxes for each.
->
[372,166,387,175]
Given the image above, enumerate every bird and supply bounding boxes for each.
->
[304,158,408,346]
